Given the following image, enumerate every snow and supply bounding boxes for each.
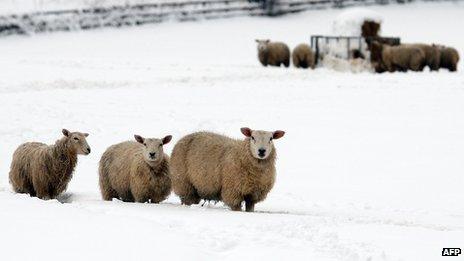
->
[332,7,383,36]
[1,2,464,260]
[320,7,384,61]
[321,55,373,73]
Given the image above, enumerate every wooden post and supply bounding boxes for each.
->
[264,0,276,16]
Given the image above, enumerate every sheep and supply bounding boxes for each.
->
[255,39,290,67]
[9,129,91,200]
[292,43,315,69]
[99,134,172,203]
[361,20,380,38]
[435,45,459,71]
[170,127,285,212]
[370,41,425,72]
[350,49,366,60]
[405,44,440,71]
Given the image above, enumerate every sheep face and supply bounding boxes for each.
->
[255,39,270,52]
[62,129,91,155]
[241,128,285,160]
[134,135,172,164]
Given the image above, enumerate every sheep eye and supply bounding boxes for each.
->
[251,136,255,141]
[143,143,147,147]
[159,144,163,147]
[269,137,273,141]
[73,137,79,141]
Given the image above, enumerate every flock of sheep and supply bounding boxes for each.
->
[369,41,459,73]
[8,128,285,212]
[255,38,459,73]
[256,39,315,69]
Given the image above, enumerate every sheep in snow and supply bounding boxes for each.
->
[370,41,425,72]
[99,134,172,203]
[435,45,459,71]
[170,127,285,212]
[292,43,315,69]
[9,129,91,200]
[255,39,290,67]
[361,20,381,38]
[405,44,440,71]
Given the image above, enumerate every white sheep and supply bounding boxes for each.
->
[170,127,285,212]
[99,134,172,203]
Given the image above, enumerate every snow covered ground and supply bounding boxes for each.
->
[1,2,463,260]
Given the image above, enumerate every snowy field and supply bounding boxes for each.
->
[1,2,464,260]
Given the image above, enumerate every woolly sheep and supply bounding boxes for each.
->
[361,20,380,38]
[9,129,91,200]
[370,42,425,72]
[99,134,172,203]
[406,44,440,71]
[292,43,315,69]
[435,45,459,71]
[170,127,285,212]
[255,39,290,67]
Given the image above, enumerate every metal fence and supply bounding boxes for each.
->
[310,35,401,64]
[0,0,456,36]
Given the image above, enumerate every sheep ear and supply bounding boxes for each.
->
[273,130,285,139]
[240,127,252,137]
[83,133,89,137]
[162,135,172,145]
[62,129,70,137]
[134,135,144,144]
[265,39,270,43]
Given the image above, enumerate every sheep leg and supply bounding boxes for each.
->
[12,177,35,196]
[244,195,255,212]
[245,203,255,212]
[99,171,118,201]
[131,180,150,203]
[35,188,51,200]
[133,195,149,203]
[181,192,201,206]
[222,190,243,211]
[150,195,164,204]
[174,179,200,205]
[284,59,290,67]
[32,176,51,200]
[101,187,118,201]
[230,204,242,211]
[120,192,135,202]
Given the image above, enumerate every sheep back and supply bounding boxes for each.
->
[99,141,170,203]
[171,131,276,210]
[408,44,440,71]
[383,45,425,72]
[439,46,459,71]
[259,42,290,67]
[9,140,77,199]
[292,44,315,69]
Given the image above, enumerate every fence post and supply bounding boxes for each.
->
[333,0,343,8]
[263,0,277,16]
